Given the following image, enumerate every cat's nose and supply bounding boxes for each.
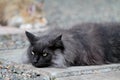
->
[33,58,38,63]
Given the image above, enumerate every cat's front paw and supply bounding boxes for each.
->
[20,24,33,29]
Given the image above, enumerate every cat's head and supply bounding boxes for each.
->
[25,31,64,67]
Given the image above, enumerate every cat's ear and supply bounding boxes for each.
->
[50,34,64,49]
[28,4,36,15]
[54,34,62,42]
[25,31,38,45]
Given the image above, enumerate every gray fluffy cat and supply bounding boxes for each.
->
[25,23,120,68]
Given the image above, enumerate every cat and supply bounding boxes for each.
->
[0,0,47,29]
[25,23,120,68]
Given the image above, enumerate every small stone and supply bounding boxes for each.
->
[0,65,3,68]
[5,77,10,80]
[0,61,2,64]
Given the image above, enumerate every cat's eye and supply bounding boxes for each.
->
[42,53,48,57]
[31,51,35,55]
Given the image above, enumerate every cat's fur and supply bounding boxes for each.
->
[0,0,47,29]
[25,23,120,68]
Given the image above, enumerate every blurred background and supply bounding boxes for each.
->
[0,0,120,62]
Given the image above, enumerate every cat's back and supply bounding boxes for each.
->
[63,22,120,38]
[61,23,120,64]
[48,23,120,52]
[40,22,120,44]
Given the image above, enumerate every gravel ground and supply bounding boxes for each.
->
[0,34,28,50]
[0,59,47,80]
